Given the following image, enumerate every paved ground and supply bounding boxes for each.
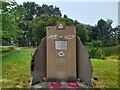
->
[30,81,89,89]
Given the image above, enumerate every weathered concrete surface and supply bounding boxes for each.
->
[76,36,92,86]
[30,37,46,85]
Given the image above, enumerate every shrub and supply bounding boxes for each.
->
[88,46,119,60]
[102,46,119,56]
[95,48,105,60]
[88,48,105,60]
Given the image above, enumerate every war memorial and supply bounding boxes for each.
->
[30,21,92,88]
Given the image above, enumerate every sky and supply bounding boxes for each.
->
[15,0,119,27]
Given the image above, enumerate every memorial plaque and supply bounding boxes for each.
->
[55,41,67,50]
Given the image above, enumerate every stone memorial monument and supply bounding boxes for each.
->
[30,21,92,88]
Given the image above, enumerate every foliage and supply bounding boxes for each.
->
[16,2,62,46]
[31,14,78,45]
[88,46,119,60]
[90,19,119,47]
[1,1,119,48]
[31,14,58,45]
[88,48,105,60]
[116,25,120,44]
[102,46,119,57]
[1,0,26,45]
[76,24,89,44]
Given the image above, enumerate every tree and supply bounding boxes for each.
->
[73,20,80,26]
[90,19,118,47]
[23,2,38,21]
[118,31,120,44]
[63,14,68,18]
[17,2,62,47]
[1,0,26,45]
[113,25,120,44]
[31,14,60,46]
[76,24,89,44]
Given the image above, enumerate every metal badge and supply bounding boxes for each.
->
[58,23,64,29]
[56,21,66,30]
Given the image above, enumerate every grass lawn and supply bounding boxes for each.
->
[92,59,119,88]
[1,48,119,88]
[1,48,34,88]
[0,46,16,56]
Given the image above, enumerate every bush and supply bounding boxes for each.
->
[88,46,119,60]
[88,48,105,60]
[102,46,119,56]
[95,48,105,59]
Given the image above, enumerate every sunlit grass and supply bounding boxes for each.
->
[92,59,119,88]
[2,49,34,88]
[0,46,16,55]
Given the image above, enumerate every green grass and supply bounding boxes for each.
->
[92,59,119,88]
[1,49,34,88]
[0,46,16,55]
[1,48,119,88]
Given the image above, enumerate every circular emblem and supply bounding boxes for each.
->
[58,23,64,29]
